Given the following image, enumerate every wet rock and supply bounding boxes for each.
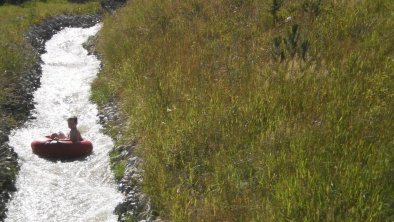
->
[0,131,8,143]
[114,202,128,216]
[96,100,160,221]
[128,157,138,166]
[100,0,127,13]
[82,35,98,55]
[119,150,129,158]
[0,144,18,221]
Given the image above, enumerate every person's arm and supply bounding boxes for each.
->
[69,129,77,142]
[77,130,83,141]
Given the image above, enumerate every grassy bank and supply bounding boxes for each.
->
[94,0,393,221]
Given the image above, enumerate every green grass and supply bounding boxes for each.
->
[0,0,100,129]
[109,143,128,181]
[93,0,393,221]
[112,158,127,181]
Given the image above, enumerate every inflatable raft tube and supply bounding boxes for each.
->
[31,136,93,158]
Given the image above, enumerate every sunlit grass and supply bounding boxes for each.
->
[94,0,393,221]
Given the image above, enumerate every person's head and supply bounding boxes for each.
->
[67,117,78,129]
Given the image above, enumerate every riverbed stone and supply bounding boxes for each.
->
[100,0,127,12]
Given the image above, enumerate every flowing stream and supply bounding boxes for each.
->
[5,24,123,222]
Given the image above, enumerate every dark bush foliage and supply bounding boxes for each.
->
[0,0,30,5]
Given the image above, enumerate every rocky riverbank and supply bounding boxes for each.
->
[95,101,160,222]
[83,2,162,220]
[0,137,18,221]
[86,34,160,222]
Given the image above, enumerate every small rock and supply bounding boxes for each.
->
[120,150,128,158]
[128,157,138,166]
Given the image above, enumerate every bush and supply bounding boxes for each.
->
[0,0,30,5]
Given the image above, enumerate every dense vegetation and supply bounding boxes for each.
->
[94,0,393,221]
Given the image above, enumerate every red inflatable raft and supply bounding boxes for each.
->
[31,136,93,158]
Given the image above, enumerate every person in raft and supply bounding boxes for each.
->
[50,117,83,142]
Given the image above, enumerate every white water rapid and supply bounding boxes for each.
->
[5,24,123,222]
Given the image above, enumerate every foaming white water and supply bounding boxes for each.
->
[6,24,123,222]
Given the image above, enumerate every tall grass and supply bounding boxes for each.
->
[94,0,393,221]
[0,0,100,129]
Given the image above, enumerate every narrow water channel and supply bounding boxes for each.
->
[5,24,123,222]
